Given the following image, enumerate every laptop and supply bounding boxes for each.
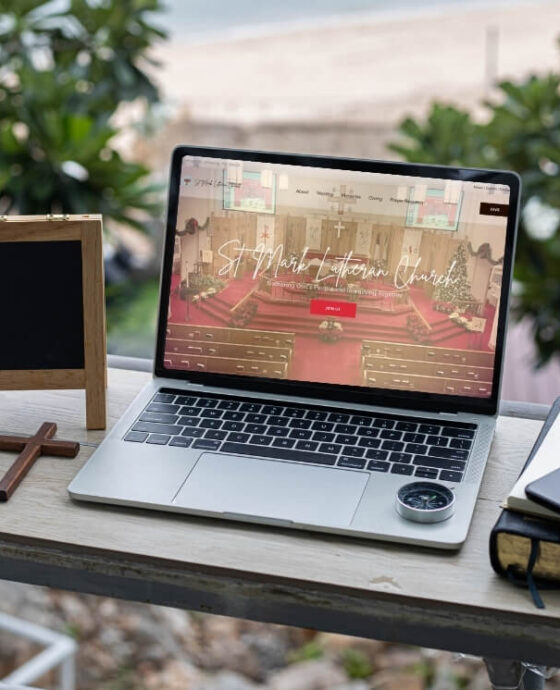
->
[69,146,519,549]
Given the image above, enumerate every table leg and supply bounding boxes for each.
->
[483,658,546,690]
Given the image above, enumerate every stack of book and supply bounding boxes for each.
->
[490,398,560,607]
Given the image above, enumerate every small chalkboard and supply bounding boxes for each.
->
[0,215,106,429]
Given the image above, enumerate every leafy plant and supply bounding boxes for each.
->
[0,0,167,231]
[340,648,373,679]
[287,640,324,664]
[390,70,560,364]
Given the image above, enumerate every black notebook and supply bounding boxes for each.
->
[489,397,560,608]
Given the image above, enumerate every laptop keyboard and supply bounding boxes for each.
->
[124,388,477,483]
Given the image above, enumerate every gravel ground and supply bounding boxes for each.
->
[0,581,557,689]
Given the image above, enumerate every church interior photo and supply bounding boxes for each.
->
[164,158,509,398]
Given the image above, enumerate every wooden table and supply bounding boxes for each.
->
[0,369,557,689]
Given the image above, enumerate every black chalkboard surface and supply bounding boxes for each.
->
[0,241,85,370]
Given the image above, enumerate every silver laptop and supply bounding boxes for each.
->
[69,146,519,549]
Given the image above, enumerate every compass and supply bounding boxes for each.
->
[395,482,455,523]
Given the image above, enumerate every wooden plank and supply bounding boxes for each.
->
[0,369,558,665]
[0,370,85,389]
[80,218,107,429]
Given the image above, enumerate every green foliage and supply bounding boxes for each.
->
[340,648,373,679]
[390,71,560,364]
[106,278,159,357]
[0,0,166,230]
[287,640,324,664]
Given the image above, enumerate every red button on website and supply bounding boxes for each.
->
[310,299,357,318]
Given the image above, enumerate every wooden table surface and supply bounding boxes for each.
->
[0,369,558,666]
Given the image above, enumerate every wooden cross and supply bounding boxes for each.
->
[0,422,79,501]
[330,184,358,216]
[334,220,345,239]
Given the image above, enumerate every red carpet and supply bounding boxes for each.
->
[166,273,497,386]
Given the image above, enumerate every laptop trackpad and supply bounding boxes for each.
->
[173,453,369,527]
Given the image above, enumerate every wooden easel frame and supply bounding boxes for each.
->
[0,215,106,429]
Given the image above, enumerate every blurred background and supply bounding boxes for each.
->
[2,0,560,687]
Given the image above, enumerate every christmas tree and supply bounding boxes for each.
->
[433,243,472,306]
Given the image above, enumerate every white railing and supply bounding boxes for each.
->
[0,613,77,690]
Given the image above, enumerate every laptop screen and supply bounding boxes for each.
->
[160,151,513,403]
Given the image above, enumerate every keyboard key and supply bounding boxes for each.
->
[366,449,389,461]
[272,438,296,449]
[251,435,272,445]
[290,429,312,440]
[205,430,227,440]
[227,432,251,443]
[311,421,331,432]
[319,443,342,454]
[133,422,183,435]
[240,402,262,413]
[296,440,318,452]
[193,439,222,451]
[290,419,312,429]
[140,412,178,424]
[441,426,475,439]
[357,427,379,438]
[343,446,365,457]
[175,395,198,406]
[197,398,218,408]
[412,456,466,471]
[222,421,244,431]
[358,437,381,449]
[428,447,469,461]
[284,407,303,418]
[223,411,245,421]
[267,426,290,437]
[380,429,402,441]
[269,416,289,427]
[147,403,180,414]
[245,423,267,435]
[154,393,176,403]
[178,416,201,427]
[182,428,205,438]
[415,467,438,479]
[391,463,413,475]
[418,423,441,435]
[381,440,404,451]
[200,419,222,430]
[390,452,412,464]
[329,412,350,423]
[263,405,284,415]
[338,457,366,469]
[179,407,200,417]
[405,443,428,455]
[245,413,267,424]
[373,418,395,429]
[201,409,223,419]
[368,460,389,472]
[396,421,417,432]
[402,432,425,444]
[124,431,148,442]
[440,470,464,482]
[313,431,335,442]
[449,438,472,450]
[221,442,337,465]
[334,424,357,435]
[218,399,240,410]
[306,409,328,421]
[147,434,170,445]
[169,436,192,447]
[336,434,356,445]
[427,435,448,447]
[351,415,372,427]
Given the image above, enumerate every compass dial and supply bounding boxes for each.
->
[396,482,455,523]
